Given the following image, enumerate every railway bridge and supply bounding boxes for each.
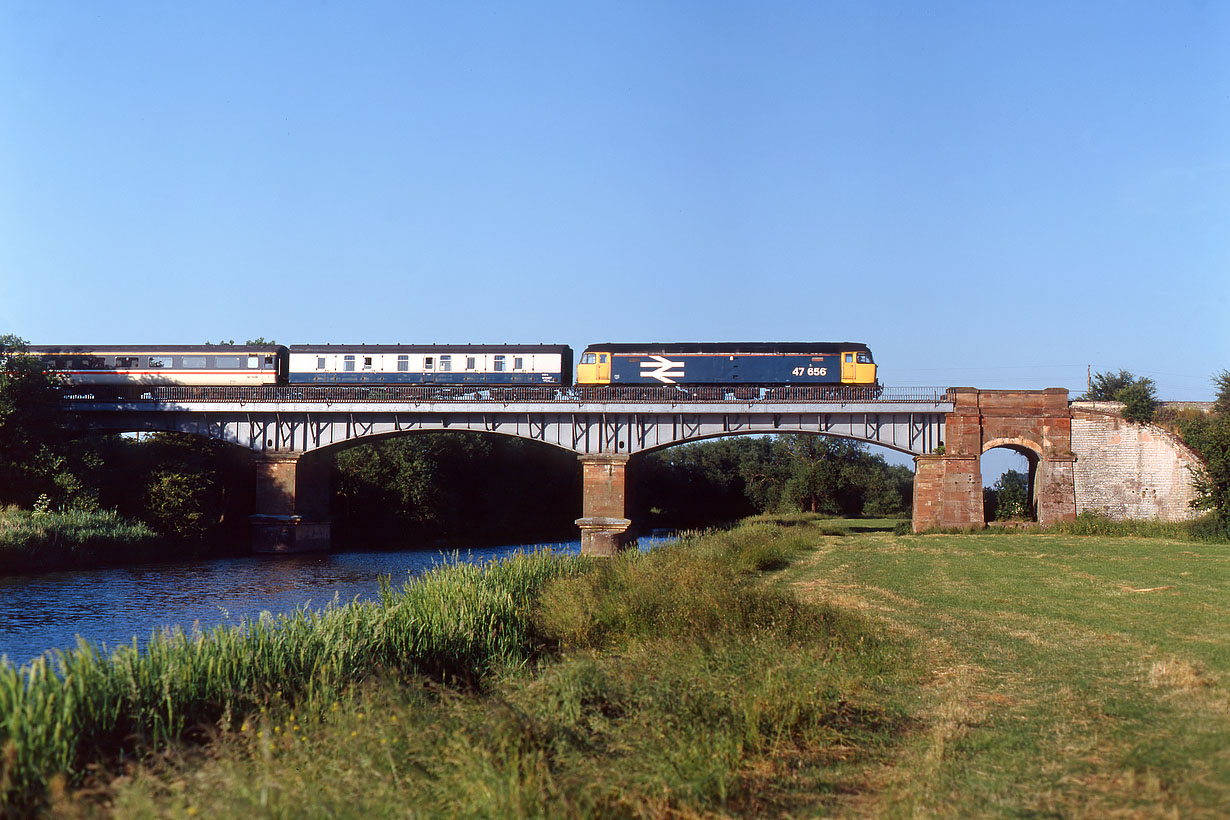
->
[58,385,1125,554]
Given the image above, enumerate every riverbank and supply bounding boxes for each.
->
[0,507,163,573]
[7,518,1228,817]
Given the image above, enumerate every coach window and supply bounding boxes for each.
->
[248,356,260,370]
[424,356,434,371]
[149,356,170,368]
[363,356,373,370]
[493,355,506,372]
[344,355,355,372]
[513,357,524,370]
[439,355,451,372]
[183,357,207,369]
[116,356,139,369]
[216,356,242,369]
[466,356,476,370]
[317,356,327,370]
[397,355,409,372]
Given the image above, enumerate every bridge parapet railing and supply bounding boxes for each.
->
[59,385,954,406]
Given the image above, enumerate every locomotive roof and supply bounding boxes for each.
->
[289,344,570,354]
[582,342,872,354]
[24,344,285,354]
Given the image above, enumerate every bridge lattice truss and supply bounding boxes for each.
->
[61,387,952,457]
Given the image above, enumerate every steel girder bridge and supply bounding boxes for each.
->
[60,385,953,457]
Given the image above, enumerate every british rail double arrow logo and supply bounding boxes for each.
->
[639,355,686,384]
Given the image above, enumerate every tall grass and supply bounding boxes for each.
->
[1048,511,1228,541]
[0,506,159,572]
[0,549,585,815]
[536,522,842,650]
[912,512,1228,542]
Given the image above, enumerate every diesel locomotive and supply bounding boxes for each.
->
[576,342,877,387]
[19,341,878,391]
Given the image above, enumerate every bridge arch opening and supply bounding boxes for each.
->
[980,439,1040,523]
[634,431,915,532]
[312,429,583,550]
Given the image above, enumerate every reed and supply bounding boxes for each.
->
[0,548,585,814]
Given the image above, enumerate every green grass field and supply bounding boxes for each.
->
[776,525,1230,818]
[26,519,1228,818]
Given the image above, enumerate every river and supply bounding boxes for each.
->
[0,539,586,669]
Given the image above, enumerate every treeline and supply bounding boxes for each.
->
[2,432,254,550]
[633,436,914,529]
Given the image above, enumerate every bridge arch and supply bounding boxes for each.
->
[980,439,1042,522]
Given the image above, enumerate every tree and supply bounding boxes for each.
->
[1083,370,1138,401]
[1180,370,1230,529]
[1213,369,1230,417]
[1083,369,1157,423]
[0,334,70,506]
[984,469,1031,520]
[1117,380,1158,424]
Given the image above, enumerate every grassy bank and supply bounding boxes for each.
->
[0,550,584,815]
[0,507,161,573]
[103,523,906,819]
[9,518,1229,817]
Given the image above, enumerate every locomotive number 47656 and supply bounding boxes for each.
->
[792,367,827,376]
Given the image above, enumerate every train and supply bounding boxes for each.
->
[21,342,878,391]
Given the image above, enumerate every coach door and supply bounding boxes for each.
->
[841,352,856,383]
[423,356,435,384]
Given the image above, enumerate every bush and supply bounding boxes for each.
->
[1117,381,1158,423]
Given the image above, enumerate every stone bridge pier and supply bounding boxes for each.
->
[575,454,633,556]
[251,452,332,553]
[913,388,1077,531]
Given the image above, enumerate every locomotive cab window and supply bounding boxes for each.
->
[600,354,607,364]
[845,354,854,363]
[857,352,873,364]
[581,353,596,364]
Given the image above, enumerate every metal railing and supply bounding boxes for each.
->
[60,384,954,406]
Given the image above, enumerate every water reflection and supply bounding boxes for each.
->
[0,540,582,669]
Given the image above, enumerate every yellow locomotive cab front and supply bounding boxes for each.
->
[841,350,877,385]
[576,351,611,385]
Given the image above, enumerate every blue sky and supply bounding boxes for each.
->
[2,1,1227,479]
